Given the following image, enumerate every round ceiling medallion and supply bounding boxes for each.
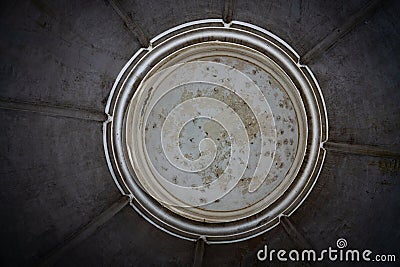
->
[104,19,328,243]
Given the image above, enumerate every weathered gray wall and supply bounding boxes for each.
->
[0,0,399,266]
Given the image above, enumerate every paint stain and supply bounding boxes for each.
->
[369,159,400,176]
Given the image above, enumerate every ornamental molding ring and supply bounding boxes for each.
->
[103,19,328,243]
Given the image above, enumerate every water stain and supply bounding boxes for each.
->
[369,159,400,176]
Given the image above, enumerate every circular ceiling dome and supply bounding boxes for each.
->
[104,19,327,243]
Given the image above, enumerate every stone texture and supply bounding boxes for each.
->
[0,0,138,112]
[57,208,195,266]
[0,0,399,266]
[235,0,369,55]
[309,0,400,148]
[0,110,120,265]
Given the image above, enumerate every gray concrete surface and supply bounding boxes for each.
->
[310,2,400,148]
[0,0,399,266]
[0,0,138,111]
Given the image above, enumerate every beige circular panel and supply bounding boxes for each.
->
[126,42,307,223]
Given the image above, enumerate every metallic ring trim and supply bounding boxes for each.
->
[103,19,328,243]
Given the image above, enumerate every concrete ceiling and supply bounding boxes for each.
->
[0,0,399,266]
